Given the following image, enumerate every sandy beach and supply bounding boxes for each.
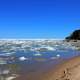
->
[48,56,80,80]
[13,56,80,80]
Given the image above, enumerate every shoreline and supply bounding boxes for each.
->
[41,56,80,80]
[13,56,80,80]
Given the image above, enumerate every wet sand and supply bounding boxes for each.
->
[13,56,80,80]
[47,56,80,80]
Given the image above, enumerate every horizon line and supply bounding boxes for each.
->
[0,38,64,40]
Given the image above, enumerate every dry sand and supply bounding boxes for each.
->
[13,56,80,80]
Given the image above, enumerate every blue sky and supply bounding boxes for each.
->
[0,0,80,39]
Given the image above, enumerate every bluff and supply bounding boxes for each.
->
[65,29,80,40]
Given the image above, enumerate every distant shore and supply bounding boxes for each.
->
[68,40,80,47]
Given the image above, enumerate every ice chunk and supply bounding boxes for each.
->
[19,56,27,61]
[56,54,60,57]
[34,53,42,56]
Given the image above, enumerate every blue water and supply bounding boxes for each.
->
[0,46,80,79]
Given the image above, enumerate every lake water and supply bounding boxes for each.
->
[0,40,80,80]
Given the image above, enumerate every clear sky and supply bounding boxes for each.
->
[0,0,80,39]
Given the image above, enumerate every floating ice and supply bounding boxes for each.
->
[34,53,42,56]
[6,77,16,80]
[5,52,15,55]
[45,46,56,51]
[56,54,60,57]
[50,54,60,60]
[19,56,27,61]
[6,74,18,80]
[33,46,56,52]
